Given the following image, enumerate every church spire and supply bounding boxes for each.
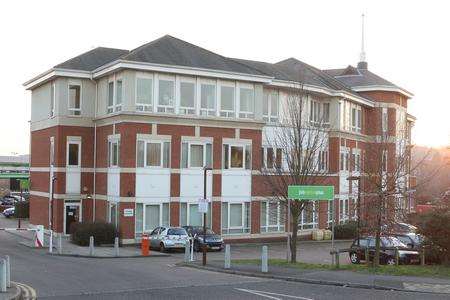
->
[357,13,368,70]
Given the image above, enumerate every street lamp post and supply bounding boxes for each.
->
[202,167,212,266]
[49,176,57,253]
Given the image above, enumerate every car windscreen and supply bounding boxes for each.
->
[167,228,187,235]
[193,228,215,235]
[382,236,406,248]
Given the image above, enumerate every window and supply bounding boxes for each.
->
[68,84,81,116]
[223,144,252,170]
[136,140,170,168]
[340,147,349,171]
[136,77,153,112]
[179,202,211,227]
[108,140,120,167]
[263,90,279,123]
[158,79,175,113]
[239,87,254,119]
[67,142,80,166]
[220,86,235,117]
[339,198,349,223]
[340,100,362,132]
[135,203,170,234]
[181,142,212,168]
[382,108,388,134]
[50,82,55,117]
[351,107,362,132]
[309,100,330,126]
[50,137,55,167]
[179,81,196,115]
[107,78,122,113]
[352,149,361,172]
[200,83,216,116]
[260,201,285,232]
[327,201,333,226]
[382,149,388,172]
[318,150,328,172]
[221,202,250,234]
[262,147,282,169]
[299,201,318,229]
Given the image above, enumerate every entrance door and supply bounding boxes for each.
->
[65,204,80,234]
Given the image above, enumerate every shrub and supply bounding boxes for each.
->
[14,201,29,218]
[71,222,119,246]
[330,221,358,239]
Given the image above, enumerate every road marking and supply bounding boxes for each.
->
[235,288,314,300]
[15,282,37,299]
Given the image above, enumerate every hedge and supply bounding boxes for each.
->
[331,221,358,239]
[71,222,119,246]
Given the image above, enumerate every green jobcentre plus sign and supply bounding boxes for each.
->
[288,185,334,200]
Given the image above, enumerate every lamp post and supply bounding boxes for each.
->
[202,167,212,266]
[49,176,57,253]
[347,176,361,245]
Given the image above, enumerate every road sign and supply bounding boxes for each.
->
[198,198,209,213]
[288,185,334,200]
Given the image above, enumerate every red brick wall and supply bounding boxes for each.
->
[95,199,108,222]
[251,201,260,234]
[170,201,180,227]
[212,201,221,233]
[119,202,135,239]
[29,195,49,228]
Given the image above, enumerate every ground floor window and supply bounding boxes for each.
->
[339,198,349,224]
[221,202,250,234]
[327,200,333,226]
[260,201,285,232]
[135,202,170,235]
[108,202,119,229]
[179,202,211,228]
[299,201,318,229]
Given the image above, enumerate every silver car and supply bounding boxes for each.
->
[149,226,189,252]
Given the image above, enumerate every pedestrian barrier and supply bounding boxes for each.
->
[0,225,44,248]
[0,255,10,292]
[224,244,231,269]
[89,236,94,256]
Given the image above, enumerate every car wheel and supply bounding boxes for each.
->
[386,257,396,265]
[350,252,360,264]
[160,243,166,253]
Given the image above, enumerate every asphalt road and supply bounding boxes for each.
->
[0,216,447,299]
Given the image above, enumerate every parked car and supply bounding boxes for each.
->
[390,233,424,250]
[382,222,417,234]
[149,226,189,252]
[0,197,15,213]
[183,226,224,252]
[2,207,15,218]
[349,236,420,265]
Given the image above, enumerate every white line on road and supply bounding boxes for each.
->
[235,288,314,300]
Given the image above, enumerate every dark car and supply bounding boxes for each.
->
[183,226,224,252]
[349,236,420,265]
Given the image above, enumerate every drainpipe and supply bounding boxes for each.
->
[92,76,98,222]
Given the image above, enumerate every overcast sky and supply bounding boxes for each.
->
[1,0,449,155]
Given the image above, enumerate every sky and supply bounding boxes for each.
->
[1,0,449,155]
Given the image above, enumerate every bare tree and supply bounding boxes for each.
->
[260,85,330,263]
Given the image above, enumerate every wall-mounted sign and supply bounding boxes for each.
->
[123,208,134,217]
[198,198,209,213]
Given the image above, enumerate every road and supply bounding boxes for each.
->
[0,216,447,299]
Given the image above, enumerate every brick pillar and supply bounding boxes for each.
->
[212,201,221,233]
[170,201,180,226]
[119,202,135,240]
[318,201,328,229]
[251,201,260,234]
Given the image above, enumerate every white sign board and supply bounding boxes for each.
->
[198,198,209,213]
[123,208,134,217]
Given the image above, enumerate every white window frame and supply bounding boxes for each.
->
[340,147,350,171]
[135,73,154,112]
[49,136,55,167]
[136,138,171,169]
[223,142,251,170]
[261,146,282,170]
[318,149,329,172]
[339,198,349,224]
[260,200,285,233]
[68,80,82,116]
[382,107,388,134]
[107,74,123,113]
[178,77,197,115]
[181,141,213,169]
[50,82,56,117]
[157,75,176,114]
[108,135,120,168]
[263,89,279,123]
[219,81,236,118]
[299,201,318,229]
[238,83,255,119]
[140,202,170,232]
[199,79,217,117]
[179,202,212,227]
[66,137,81,167]
[352,148,361,172]
[221,202,250,235]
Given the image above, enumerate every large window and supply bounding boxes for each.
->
[340,100,362,132]
[179,81,196,115]
[318,150,328,172]
[179,202,211,227]
[68,84,81,116]
[299,201,318,229]
[136,77,153,112]
[263,90,279,123]
[352,149,361,172]
[67,142,80,166]
[136,140,170,168]
[382,107,388,134]
[260,201,285,232]
[221,202,250,234]
[220,85,235,117]
[309,100,330,126]
[340,147,350,171]
[158,79,175,113]
[261,147,282,169]
[200,83,216,116]
[181,142,212,168]
[223,144,251,170]
[135,203,170,235]
[239,87,254,119]
[339,198,349,223]
[108,139,120,167]
[107,78,122,113]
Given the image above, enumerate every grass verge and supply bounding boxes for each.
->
[233,259,450,278]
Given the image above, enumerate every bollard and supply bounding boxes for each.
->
[184,240,191,263]
[0,259,6,292]
[141,234,149,256]
[49,230,53,253]
[365,248,370,266]
[35,225,44,248]
[5,256,10,288]
[335,251,340,269]
[89,236,94,256]
[395,248,399,266]
[421,248,425,266]
[58,233,63,255]
[114,237,120,257]
[261,246,268,273]
[224,244,231,269]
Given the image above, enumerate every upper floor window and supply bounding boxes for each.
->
[108,138,120,167]
[157,78,175,113]
[382,108,388,134]
[318,150,328,172]
[136,77,153,112]
[261,147,282,169]
[382,149,388,172]
[181,141,212,168]
[67,139,81,167]
[50,82,56,117]
[179,80,196,115]
[68,83,81,116]
[200,83,216,116]
[220,85,235,118]
[340,100,362,132]
[136,139,170,168]
[263,90,279,123]
[107,78,122,113]
[340,147,349,171]
[352,149,361,172]
[309,100,329,126]
[50,136,55,167]
[223,143,252,170]
[351,107,362,132]
[239,87,254,119]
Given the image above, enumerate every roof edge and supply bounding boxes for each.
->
[351,85,414,98]
[23,68,92,90]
